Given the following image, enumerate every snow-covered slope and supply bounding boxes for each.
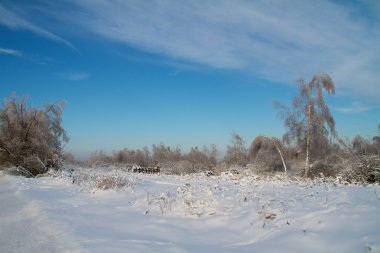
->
[1,169,379,253]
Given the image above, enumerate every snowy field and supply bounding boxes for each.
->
[1,168,379,253]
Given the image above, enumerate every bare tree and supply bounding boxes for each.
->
[62,151,77,165]
[373,136,380,156]
[151,143,181,165]
[0,94,68,176]
[224,133,248,166]
[186,146,207,172]
[185,145,217,172]
[203,144,218,166]
[113,149,126,164]
[352,135,371,156]
[275,74,337,177]
[90,150,111,166]
[133,148,150,167]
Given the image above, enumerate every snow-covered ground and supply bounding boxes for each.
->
[1,168,379,253]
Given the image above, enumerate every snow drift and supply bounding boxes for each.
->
[0,168,379,253]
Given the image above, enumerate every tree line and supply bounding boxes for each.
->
[1,75,379,182]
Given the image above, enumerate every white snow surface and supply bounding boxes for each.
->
[1,168,379,253]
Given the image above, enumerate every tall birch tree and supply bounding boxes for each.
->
[275,74,337,177]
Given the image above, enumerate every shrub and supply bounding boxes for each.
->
[309,154,344,178]
[94,175,131,190]
[224,133,248,166]
[0,94,68,176]
[344,155,380,183]
[71,170,133,191]
[249,136,288,173]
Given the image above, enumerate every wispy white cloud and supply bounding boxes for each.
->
[334,102,373,113]
[56,0,380,101]
[0,47,23,57]
[0,4,76,51]
[57,72,90,81]
[3,1,380,101]
[0,47,54,65]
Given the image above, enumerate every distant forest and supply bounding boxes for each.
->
[1,75,379,183]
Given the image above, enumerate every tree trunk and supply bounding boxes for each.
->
[304,103,311,177]
[273,140,287,174]
[261,136,288,174]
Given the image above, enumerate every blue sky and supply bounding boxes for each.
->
[1,0,379,159]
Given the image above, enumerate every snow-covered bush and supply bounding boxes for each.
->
[3,166,35,177]
[249,135,288,173]
[343,155,380,183]
[309,154,344,178]
[146,191,174,214]
[94,175,131,190]
[0,94,68,177]
[160,160,207,175]
[224,133,249,166]
[71,169,134,191]
[212,162,229,176]
[173,160,193,175]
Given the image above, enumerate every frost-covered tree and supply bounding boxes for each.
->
[250,135,287,173]
[275,74,337,177]
[352,135,371,156]
[203,144,218,166]
[151,143,181,165]
[224,133,248,166]
[0,94,68,176]
[187,146,207,172]
[373,136,380,156]
[185,145,218,172]
[110,147,151,167]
